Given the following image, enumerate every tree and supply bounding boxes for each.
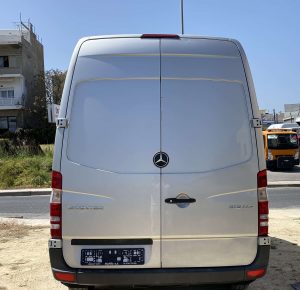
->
[27,69,66,128]
[44,69,66,105]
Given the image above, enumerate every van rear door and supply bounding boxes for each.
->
[61,37,161,268]
[160,38,259,267]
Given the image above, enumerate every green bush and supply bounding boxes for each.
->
[0,154,52,188]
[1,126,56,145]
[0,138,43,157]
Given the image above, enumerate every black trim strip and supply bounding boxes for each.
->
[71,239,153,246]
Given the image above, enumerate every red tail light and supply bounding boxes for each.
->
[257,169,267,188]
[50,171,62,239]
[141,34,180,39]
[257,170,269,236]
[246,268,266,279]
[52,170,62,190]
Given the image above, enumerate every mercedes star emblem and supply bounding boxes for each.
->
[153,152,169,168]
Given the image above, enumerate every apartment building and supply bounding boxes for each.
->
[0,22,44,132]
[283,103,300,123]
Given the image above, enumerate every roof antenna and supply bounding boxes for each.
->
[181,0,184,34]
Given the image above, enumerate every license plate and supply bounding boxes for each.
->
[81,248,145,266]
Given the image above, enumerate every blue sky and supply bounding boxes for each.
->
[1,0,299,112]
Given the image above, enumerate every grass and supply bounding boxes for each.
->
[0,144,53,189]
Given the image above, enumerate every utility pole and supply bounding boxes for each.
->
[181,0,184,34]
[273,109,276,124]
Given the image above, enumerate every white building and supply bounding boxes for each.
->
[0,22,44,132]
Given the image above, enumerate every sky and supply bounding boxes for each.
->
[0,0,299,112]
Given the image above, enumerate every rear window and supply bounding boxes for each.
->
[268,134,299,149]
[161,80,253,173]
[67,80,160,173]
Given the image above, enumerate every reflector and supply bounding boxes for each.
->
[54,271,76,282]
[246,269,266,279]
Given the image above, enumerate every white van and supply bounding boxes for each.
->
[49,34,270,290]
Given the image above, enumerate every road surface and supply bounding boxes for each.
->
[268,165,300,182]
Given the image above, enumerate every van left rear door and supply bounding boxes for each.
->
[61,37,161,269]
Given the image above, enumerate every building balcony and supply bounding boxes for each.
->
[0,68,22,75]
[0,97,24,109]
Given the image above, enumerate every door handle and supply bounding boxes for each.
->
[165,198,196,204]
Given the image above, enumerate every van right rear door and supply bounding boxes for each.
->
[160,37,260,268]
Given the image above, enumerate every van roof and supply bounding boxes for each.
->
[268,123,300,130]
[78,34,239,44]
[263,129,297,134]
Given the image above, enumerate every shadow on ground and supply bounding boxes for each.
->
[95,237,300,290]
[269,165,300,174]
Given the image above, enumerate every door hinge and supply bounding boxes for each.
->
[251,118,262,128]
[56,118,68,128]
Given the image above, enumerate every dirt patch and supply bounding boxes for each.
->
[0,210,300,290]
[0,220,63,290]
[249,209,300,290]
[0,221,31,243]
[0,220,47,243]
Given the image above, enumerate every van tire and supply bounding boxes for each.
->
[230,283,250,290]
[67,286,92,290]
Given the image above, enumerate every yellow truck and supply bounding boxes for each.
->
[262,129,299,170]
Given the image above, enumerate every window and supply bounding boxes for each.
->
[268,134,299,149]
[7,90,14,98]
[0,89,14,98]
[0,56,9,68]
[0,117,8,129]
[8,116,17,132]
[0,116,17,132]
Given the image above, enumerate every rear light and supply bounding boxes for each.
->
[257,169,267,188]
[50,171,62,239]
[52,170,62,190]
[246,268,266,279]
[257,170,269,236]
[54,271,75,282]
[141,34,180,39]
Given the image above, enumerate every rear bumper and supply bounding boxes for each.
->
[267,158,299,169]
[49,245,270,287]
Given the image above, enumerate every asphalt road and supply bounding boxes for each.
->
[268,164,300,182]
[0,188,299,219]
[0,195,49,219]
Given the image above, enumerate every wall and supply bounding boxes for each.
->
[21,31,44,109]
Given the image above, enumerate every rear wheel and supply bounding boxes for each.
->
[66,285,94,290]
[230,282,250,290]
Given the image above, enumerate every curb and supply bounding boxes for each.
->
[0,188,51,197]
